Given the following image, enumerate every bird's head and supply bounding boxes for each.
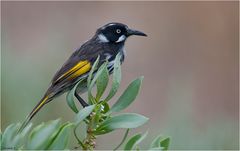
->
[96,22,147,43]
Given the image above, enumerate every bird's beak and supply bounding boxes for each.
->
[127,28,147,37]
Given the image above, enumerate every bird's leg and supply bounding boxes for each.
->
[74,91,89,107]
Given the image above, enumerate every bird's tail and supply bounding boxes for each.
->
[18,95,51,133]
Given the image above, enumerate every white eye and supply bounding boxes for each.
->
[116,29,121,34]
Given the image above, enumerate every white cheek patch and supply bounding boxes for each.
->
[116,35,126,43]
[98,34,109,43]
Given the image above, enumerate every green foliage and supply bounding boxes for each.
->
[150,135,170,151]
[1,54,170,150]
[1,123,32,149]
[66,79,84,113]
[109,77,143,113]
[87,56,100,104]
[1,120,73,150]
[96,64,109,101]
[124,131,148,150]
[95,113,148,135]
[27,119,61,149]
[74,105,95,125]
[47,122,73,150]
[105,53,122,102]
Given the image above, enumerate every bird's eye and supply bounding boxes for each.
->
[116,29,121,34]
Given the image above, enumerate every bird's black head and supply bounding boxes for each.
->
[96,22,147,43]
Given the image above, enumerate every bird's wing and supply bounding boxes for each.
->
[51,42,104,86]
[52,59,91,85]
[51,51,92,85]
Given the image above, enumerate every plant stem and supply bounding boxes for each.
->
[83,113,96,150]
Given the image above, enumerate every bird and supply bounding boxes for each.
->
[19,22,147,132]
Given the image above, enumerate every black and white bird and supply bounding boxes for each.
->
[19,22,147,131]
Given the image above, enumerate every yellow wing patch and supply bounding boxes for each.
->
[69,62,91,80]
[54,60,91,83]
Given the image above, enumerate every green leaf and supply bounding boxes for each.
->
[87,56,100,103]
[12,123,32,148]
[160,137,170,150]
[109,77,143,113]
[124,131,148,150]
[105,53,122,102]
[47,122,74,150]
[89,63,107,91]
[96,65,109,101]
[150,135,170,151]
[1,123,20,149]
[66,79,84,113]
[88,63,107,104]
[73,105,95,149]
[0,123,31,149]
[74,105,95,125]
[150,135,162,148]
[87,56,100,88]
[27,119,61,150]
[95,113,148,135]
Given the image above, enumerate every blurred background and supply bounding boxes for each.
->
[1,1,239,150]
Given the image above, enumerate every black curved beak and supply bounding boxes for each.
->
[127,28,147,37]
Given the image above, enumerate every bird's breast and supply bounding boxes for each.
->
[102,46,124,73]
